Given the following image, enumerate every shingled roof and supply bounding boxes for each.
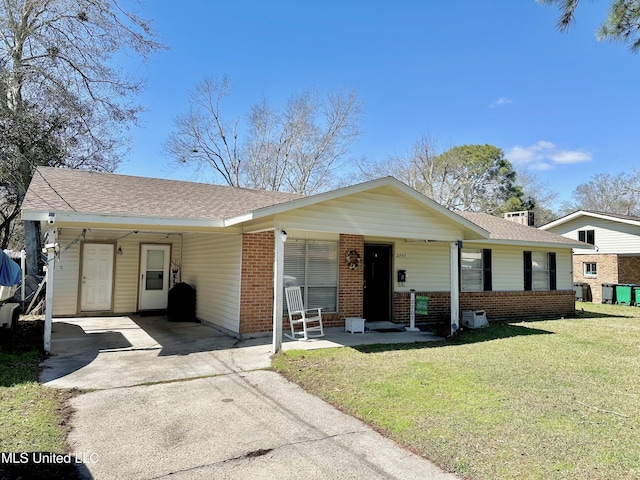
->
[22,167,303,220]
[455,211,587,248]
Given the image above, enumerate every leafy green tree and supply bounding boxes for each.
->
[540,0,640,52]
[363,138,525,214]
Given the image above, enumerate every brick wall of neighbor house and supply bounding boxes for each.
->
[239,231,274,334]
[335,234,365,327]
[617,255,640,285]
[573,254,618,303]
[394,290,576,323]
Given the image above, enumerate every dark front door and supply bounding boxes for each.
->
[363,244,392,321]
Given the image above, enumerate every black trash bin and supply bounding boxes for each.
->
[167,282,196,322]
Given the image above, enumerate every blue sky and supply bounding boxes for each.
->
[118,1,640,210]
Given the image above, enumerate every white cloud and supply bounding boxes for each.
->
[505,141,592,170]
[489,97,513,108]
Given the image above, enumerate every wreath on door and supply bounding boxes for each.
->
[345,250,361,270]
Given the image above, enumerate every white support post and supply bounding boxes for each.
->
[20,250,26,304]
[44,228,58,354]
[405,289,420,331]
[450,241,460,336]
[272,230,286,354]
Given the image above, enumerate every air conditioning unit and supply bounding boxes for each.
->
[462,310,488,329]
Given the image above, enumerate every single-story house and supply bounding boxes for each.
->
[540,210,640,303]
[22,167,586,350]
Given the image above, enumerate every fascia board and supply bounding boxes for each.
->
[464,239,595,249]
[21,210,225,228]
[541,210,640,230]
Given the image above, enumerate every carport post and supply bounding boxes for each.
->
[272,230,286,353]
[44,227,58,354]
[450,241,460,336]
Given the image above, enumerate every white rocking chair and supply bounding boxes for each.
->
[284,286,324,341]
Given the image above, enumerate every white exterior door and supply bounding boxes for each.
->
[81,243,114,312]
[138,244,171,311]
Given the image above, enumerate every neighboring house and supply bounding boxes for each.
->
[21,167,583,343]
[541,210,640,303]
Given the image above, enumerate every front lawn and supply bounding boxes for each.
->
[273,303,640,479]
[0,319,78,479]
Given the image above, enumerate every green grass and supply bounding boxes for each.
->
[0,319,78,479]
[273,302,640,479]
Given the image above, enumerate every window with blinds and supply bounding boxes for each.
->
[284,240,338,312]
[531,252,549,290]
[461,249,483,292]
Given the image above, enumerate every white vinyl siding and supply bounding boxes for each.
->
[181,233,242,333]
[284,240,338,312]
[52,229,181,315]
[548,216,640,255]
[52,229,82,315]
[391,240,451,292]
[460,244,573,291]
[276,186,466,241]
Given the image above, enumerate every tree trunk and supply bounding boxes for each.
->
[24,220,41,276]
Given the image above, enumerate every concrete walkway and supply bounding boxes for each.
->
[41,316,457,479]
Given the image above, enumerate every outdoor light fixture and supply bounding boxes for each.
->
[47,212,56,225]
[280,230,288,242]
[117,246,123,256]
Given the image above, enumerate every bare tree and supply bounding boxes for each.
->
[245,89,361,194]
[166,79,361,194]
[0,0,163,273]
[164,77,241,187]
[513,168,559,226]
[560,171,640,216]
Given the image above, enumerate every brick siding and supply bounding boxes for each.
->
[617,255,640,285]
[571,254,640,303]
[239,231,274,334]
[238,232,575,335]
[335,234,365,326]
[394,290,575,323]
[239,232,366,334]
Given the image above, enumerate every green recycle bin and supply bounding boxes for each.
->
[615,284,633,306]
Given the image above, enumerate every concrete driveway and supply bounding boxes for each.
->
[41,316,457,479]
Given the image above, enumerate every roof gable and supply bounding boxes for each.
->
[540,210,640,231]
[226,177,490,239]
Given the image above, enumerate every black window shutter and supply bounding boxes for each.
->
[578,230,586,243]
[587,230,595,245]
[482,249,492,291]
[524,251,532,291]
[549,252,557,290]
